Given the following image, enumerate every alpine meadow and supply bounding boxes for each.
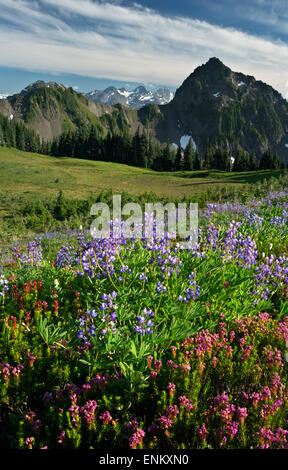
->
[1,0,288,453]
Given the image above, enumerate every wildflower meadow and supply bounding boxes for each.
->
[1,189,288,449]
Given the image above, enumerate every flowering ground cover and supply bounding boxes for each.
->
[1,190,288,449]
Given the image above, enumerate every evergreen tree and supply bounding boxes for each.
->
[203,147,213,170]
[175,147,182,171]
[162,141,175,171]
[183,138,195,171]
[194,152,201,170]
[249,152,256,171]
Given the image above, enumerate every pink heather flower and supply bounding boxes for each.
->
[147,355,153,368]
[69,404,80,426]
[24,437,34,449]
[213,392,230,407]
[219,404,236,423]
[260,400,283,420]
[240,345,253,361]
[27,351,36,367]
[197,424,209,442]
[69,392,78,404]
[82,400,98,427]
[57,430,66,444]
[198,361,205,375]
[170,346,177,358]
[99,410,112,425]
[166,359,178,369]
[256,426,288,449]
[0,362,11,382]
[25,411,36,422]
[237,407,248,423]
[225,421,239,439]
[251,392,261,408]
[229,331,236,342]
[271,373,282,393]
[212,357,218,368]
[129,429,145,449]
[158,416,173,430]
[178,395,189,407]
[166,382,176,397]
[149,370,158,381]
[153,360,162,372]
[178,396,195,414]
[261,387,272,402]
[82,383,91,395]
[275,349,283,367]
[181,363,191,373]
[165,405,179,420]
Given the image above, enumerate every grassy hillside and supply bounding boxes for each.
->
[0,146,286,242]
[0,147,284,201]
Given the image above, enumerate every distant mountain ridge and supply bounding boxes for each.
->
[85,85,174,109]
[0,81,144,141]
[0,58,288,161]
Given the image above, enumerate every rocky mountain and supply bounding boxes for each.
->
[85,86,174,109]
[0,82,144,141]
[19,80,66,96]
[150,57,288,160]
[1,58,288,161]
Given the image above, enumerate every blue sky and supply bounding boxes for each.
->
[0,0,288,97]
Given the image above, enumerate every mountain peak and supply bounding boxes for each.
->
[197,57,231,75]
[85,85,173,109]
[133,86,148,94]
[20,81,66,96]
[206,57,225,66]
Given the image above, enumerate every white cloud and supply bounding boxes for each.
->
[0,0,288,96]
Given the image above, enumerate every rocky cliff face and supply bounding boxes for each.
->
[152,57,288,160]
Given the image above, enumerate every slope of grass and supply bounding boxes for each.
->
[0,147,284,201]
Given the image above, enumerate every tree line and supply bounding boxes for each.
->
[48,126,287,172]
[0,115,286,172]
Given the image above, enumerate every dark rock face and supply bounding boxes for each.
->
[152,58,288,160]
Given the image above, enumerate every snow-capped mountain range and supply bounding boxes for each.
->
[85,86,174,109]
[0,83,174,109]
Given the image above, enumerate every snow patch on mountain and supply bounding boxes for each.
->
[180,135,197,151]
